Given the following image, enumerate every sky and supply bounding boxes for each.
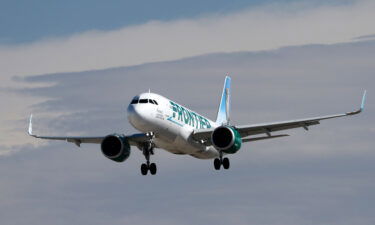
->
[0,0,374,225]
[0,0,351,45]
[1,0,374,78]
[0,0,260,44]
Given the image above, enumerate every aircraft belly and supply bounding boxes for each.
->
[155,130,219,159]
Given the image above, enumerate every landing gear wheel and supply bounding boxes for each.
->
[141,163,148,175]
[214,158,221,170]
[149,163,157,175]
[141,139,157,176]
[222,157,230,169]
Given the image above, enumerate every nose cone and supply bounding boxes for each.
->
[127,104,138,126]
[127,103,149,130]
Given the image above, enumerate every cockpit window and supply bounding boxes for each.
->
[153,100,158,105]
[132,98,158,105]
[130,99,139,104]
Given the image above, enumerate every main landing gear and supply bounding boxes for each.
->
[141,142,157,175]
[214,151,230,170]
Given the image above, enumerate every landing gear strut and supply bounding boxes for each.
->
[140,142,157,175]
[214,151,230,170]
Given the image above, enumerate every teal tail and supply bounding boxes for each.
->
[216,76,231,125]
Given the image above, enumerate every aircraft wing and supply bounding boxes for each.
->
[28,115,152,147]
[193,91,366,141]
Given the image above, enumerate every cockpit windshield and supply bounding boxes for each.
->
[130,98,158,105]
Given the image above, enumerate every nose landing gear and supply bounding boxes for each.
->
[140,141,157,175]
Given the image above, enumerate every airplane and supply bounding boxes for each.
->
[28,76,367,175]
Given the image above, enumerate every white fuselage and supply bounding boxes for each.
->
[127,93,220,159]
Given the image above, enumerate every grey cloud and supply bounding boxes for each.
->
[354,33,375,40]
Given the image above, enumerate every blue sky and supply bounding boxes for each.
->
[0,0,268,44]
[0,0,352,45]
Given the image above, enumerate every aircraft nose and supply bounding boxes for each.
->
[127,104,145,126]
[127,104,137,122]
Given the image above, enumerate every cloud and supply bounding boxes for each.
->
[0,0,375,78]
[354,33,375,40]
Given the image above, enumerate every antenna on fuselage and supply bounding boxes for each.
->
[148,89,151,93]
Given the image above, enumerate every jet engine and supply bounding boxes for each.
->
[211,126,242,154]
[101,134,131,162]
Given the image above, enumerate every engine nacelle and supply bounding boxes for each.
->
[211,126,242,154]
[101,134,131,162]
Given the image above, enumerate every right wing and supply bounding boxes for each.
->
[28,115,152,147]
[192,91,366,142]
[236,90,366,138]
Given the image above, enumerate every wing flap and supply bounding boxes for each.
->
[237,119,321,137]
[242,134,289,142]
[31,133,152,147]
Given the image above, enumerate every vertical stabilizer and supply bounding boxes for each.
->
[216,76,231,125]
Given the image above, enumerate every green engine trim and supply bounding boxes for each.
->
[108,134,131,163]
[222,126,242,154]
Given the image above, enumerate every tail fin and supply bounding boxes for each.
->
[216,76,231,125]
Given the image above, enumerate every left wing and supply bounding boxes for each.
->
[193,91,366,141]
[28,115,152,147]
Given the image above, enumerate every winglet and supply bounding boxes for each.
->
[346,90,367,115]
[28,114,33,136]
[361,90,366,111]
